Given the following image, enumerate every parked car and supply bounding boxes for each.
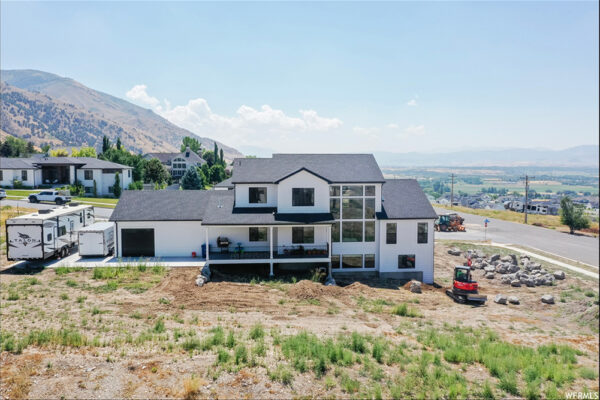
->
[28,191,72,205]
[0,189,6,200]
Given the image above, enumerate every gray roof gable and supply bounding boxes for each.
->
[0,158,36,169]
[377,179,438,220]
[231,154,384,184]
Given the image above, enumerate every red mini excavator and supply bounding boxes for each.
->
[446,266,487,304]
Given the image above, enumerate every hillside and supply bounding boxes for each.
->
[0,69,243,159]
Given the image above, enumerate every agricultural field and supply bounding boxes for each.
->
[1,243,598,399]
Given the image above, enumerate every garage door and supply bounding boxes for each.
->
[121,228,155,257]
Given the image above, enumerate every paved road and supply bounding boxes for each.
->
[0,199,113,219]
[434,207,599,267]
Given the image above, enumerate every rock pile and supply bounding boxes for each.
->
[457,250,565,287]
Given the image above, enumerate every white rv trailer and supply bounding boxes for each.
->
[78,222,115,257]
[6,204,95,261]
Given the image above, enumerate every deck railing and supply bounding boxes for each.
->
[209,244,329,260]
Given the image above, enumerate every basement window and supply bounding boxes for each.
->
[331,255,340,269]
[249,227,267,242]
[398,255,416,269]
[342,254,363,268]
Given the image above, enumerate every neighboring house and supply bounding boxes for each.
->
[144,146,206,180]
[110,154,437,283]
[0,157,132,196]
[213,177,234,190]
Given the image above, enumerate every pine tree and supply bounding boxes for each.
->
[116,137,122,150]
[112,172,122,198]
[102,136,111,153]
[219,148,224,165]
[181,167,203,190]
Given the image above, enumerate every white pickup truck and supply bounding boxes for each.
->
[28,190,72,205]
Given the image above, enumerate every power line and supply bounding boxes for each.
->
[521,174,535,224]
[450,173,455,209]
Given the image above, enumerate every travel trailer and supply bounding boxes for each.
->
[6,204,95,261]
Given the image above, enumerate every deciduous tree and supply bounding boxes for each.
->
[560,196,590,234]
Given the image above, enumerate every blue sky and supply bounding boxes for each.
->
[1,1,598,155]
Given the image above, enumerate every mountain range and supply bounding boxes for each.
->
[0,69,243,159]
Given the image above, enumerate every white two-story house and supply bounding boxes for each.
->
[110,154,437,283]
[144,146,206,180]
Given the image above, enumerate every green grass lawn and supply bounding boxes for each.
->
[4,190,118,208]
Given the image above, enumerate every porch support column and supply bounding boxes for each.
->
[269,226,274,276]
[327,225,332,278]
[205,227,210,263]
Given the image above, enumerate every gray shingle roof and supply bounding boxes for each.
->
[110,189,334,225]
[214,177,233,188]
[144,148,205,165]
[377,179,438,220]
[110,190,211,221]
[231,154,384,184]
[0,158,36,169]
[0,156,131,169]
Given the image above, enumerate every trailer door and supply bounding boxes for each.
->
[121,228,155,257]
[7,225,43,260]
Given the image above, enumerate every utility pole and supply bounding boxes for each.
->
[521,174,534,224]
[450,173,455,209]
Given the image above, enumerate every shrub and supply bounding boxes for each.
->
[372,341,385,363]
[249,323,265,340]
[498,373,519,396]
[579,367,598,380]
[226,331,236,349]
[182,338,201,352]
[66,279,77,287]
[269,365,294,385]
[216,348,230,365]
[234,344,248,365]
[391,303,420,317]
[182,376,201,400]
[153,319,166,333]
[340,373,359,393]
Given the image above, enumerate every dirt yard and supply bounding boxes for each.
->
[1,243,598,399]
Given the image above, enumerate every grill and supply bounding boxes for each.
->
[217,236,230,248]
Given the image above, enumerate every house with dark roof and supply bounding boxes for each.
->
[110,154,437,282]
[0,156,132,196]
[144,146,206,180]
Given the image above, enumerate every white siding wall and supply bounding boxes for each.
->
[0,169,37,187]
[378,219,434,283]
[100,169,132,196]
[116,221,205,257]
[277,171,329,213]
[234,184,278,207]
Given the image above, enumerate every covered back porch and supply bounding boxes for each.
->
[204,224,332,276]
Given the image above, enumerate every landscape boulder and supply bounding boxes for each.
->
[541,294,555,304]
[510,280,521,287]
[495,263,509,274]
[494,294,508,305]
[484,265,496,273]
[485,272,495,279]
[508,296,520,305]
[500,255,514,264]
[524,278,536,287]
[448,248,462,256]
[500,275,512,285]
[507,264,520,274]
[490,254,501,262]
[409,280,422,294]
[509,254,519,265]
[553,270,566,280]
[195,275,206,287]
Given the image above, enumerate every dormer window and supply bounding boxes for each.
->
[292,188,314,207]
[249,187,267,204]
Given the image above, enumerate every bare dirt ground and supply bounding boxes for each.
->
[0,243,598,399]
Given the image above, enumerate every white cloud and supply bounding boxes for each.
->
[386,123,400,129]
[125,84,161,109]
[407,98,418,106]
[125,84,344,152]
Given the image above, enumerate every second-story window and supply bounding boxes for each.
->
[249,187,267,204]
[292,188,314,206]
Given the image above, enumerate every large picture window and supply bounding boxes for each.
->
[342,185,363,196]
[365,185,376,196]
[342,198,363,219]
[365,198,375,219]
[342,221,363,242]
[292,227,314,243]
[292,188,314,206]
[249,187,267,204]
[342,255,363,268]
[249,227,267,242]
[398,255,416,269]
[417,223,428,244]
[365,221,375,242]
[330,198,340,219]
[386,223,397,244]
[331,222,340,243]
